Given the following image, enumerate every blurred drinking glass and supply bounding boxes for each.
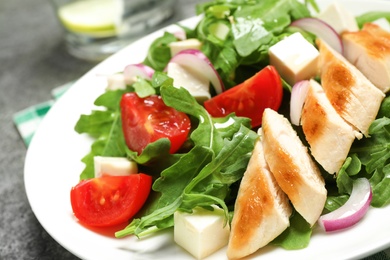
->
[50,0,177,61]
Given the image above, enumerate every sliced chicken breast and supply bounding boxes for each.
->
[342,23,390,93]
[317,39,385,136]
[227,133,292,260]
[301,79,357,174]
[262,108,327,227]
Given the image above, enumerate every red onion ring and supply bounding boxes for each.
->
[168,49,225,94]
[123,63,155,85]
[291,17,344,54]
[319,178,372,232]
[290,80,310,125]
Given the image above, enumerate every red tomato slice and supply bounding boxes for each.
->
[120,93,191,154]
[204,65,283,128]
[70,174,152,227]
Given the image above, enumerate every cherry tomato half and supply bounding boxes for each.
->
[70,174,152,227]
[204,65,283,128]
[120,93,191,154]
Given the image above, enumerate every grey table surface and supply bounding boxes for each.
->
[0,0,207,259]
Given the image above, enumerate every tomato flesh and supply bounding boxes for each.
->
[70,174,152,227]
[204,65,283,128]
[120,93,191,154]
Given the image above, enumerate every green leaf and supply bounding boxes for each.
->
[152,146,213,209]
[79,138,106,180]
[94,88,126,110]
[151,71,174,94]
[271,211,312,249]
[371,167,390,207]
[324,195,349,212]
[231,0,310,57]
[101,112,127,157]
[355,12,390,28]
[132,78,156,98]
[74,110,114,138]
[116,87,257,238]
[161,85,225,154]
[336,158,354,195]
[143,32,177,71]
[187,125,254,189]
[117,146,213,237]
[74,89,128,180]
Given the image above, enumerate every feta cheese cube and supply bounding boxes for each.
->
[94,156,138,177]
[174,205,230,259]
[167,62,211,102]
[317,2,358,34]
[105,73,126,91]
[268,32,319,85]
[169,38,202,57]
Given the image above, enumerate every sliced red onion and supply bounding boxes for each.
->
[123,63,155,85]
[290,17,344,54]
[168,49,225,94]
[173,29,187,41]
[290,80,310,125]
[319,178,372,232]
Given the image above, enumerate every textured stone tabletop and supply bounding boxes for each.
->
[0,0,206,259]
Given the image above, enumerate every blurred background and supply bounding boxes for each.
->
[0,0,207,259]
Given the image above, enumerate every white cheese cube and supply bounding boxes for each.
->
[167,62,211,102]
[268,32,319,86]
[94,156,138,178]
[174,205,230,259]
[372,18,390,32]
[169,38,202,57]
[317,2,358,34]
[105,73,127,90]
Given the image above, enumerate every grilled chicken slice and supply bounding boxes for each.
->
[227,133,292,260]
[301,79,357,174]
[262,108,327,227]
[342,23,390,93]
[317,39,385,136]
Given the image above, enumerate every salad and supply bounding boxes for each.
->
[70,0,390,259]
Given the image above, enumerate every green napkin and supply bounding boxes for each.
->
[13,82,72,147]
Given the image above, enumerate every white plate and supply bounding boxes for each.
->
[24,1,390,259]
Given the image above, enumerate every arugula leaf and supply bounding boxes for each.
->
[74,89,128,179]
[151,71,174,94]
[371,167,390,207]
[337,100,390,208]
[74,110,115,139]
[355,12,390,28]
[132,78,156,98]
[161,85,225,154]
[79,139,105,180]
[270,211,312,250]
[143,32,177,71]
